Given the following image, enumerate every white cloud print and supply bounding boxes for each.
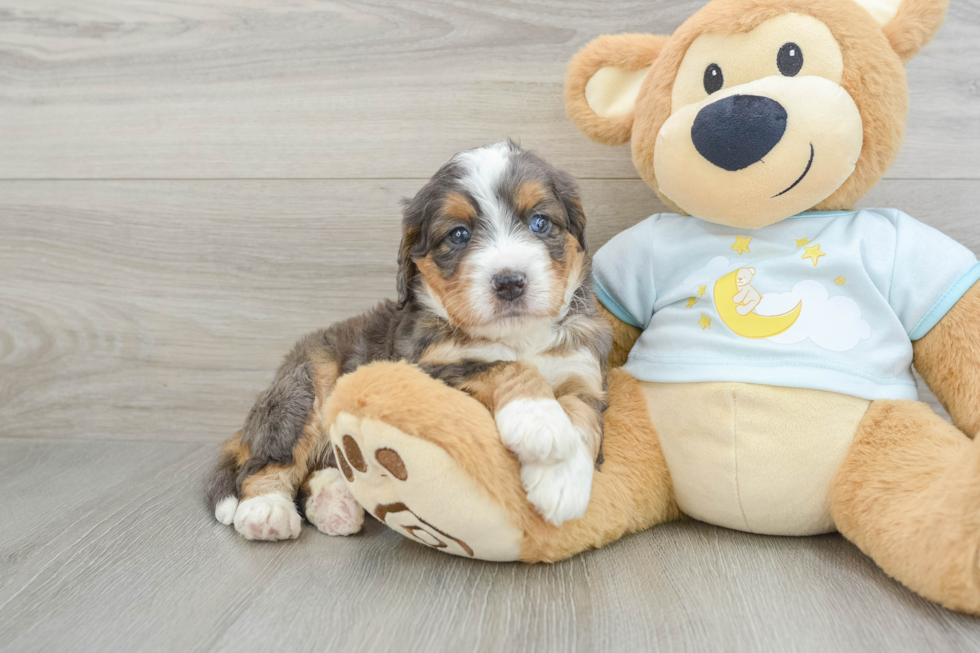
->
[682,256,731,291]
[760,280,871,352]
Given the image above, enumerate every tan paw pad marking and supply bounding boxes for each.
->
[375,448,408,480]
[375,502,473,556]
[335,444,355,482]
[342,434,367,472]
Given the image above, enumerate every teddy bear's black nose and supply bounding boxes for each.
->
[691,94,787,171]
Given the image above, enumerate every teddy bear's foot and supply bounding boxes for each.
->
[322,361,529,561]
[327,412,524,559]
[304,468,364,536]
[833,399,980,614]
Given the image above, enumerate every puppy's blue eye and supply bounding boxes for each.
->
[448,226,470,245]
[529,214,552,235]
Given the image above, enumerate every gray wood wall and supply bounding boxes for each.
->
[2,0,978,442]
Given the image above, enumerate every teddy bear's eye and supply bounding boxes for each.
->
[703,63,724,94]
[777,42,804,77]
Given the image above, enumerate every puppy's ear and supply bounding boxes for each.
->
[565,34,669,146]
[552,168,588,251]
[396,228,420,308]
[396,199,425,308]
[850,0,947,62]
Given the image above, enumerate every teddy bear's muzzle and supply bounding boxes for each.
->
[691,94,788,172]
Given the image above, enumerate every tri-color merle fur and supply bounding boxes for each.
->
[206,142,610,518]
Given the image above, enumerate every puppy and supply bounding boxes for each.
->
[206,141,611,541]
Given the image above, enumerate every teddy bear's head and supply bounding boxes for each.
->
[566,0,947,229]
[736,267,757,286]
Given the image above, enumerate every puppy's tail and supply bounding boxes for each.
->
[205,431,243,525]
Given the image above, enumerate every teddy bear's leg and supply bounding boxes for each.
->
[831,400,980,614]
[322,361,679,562]
[322,360,531,561]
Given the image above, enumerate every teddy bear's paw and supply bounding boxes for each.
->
[329,410,524,560]
[304,468,365,536]
[495,398,580,464]
[520,445,594,526]
[233,493,303,541]
[214,496,238,526]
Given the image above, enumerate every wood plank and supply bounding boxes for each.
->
[1,179,971,441]
[1,438,979,652]
[0,0,977,180]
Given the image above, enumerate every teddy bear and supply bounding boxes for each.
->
[732,267,761,316]
[319,0,980,614]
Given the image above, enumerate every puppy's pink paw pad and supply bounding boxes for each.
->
[305,467,365,538]
[312,486,364,536]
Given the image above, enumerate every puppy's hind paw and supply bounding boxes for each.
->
[233,494,303,541]
[521,447,594,526]
[214,496,239,526]
[305,468,365,536]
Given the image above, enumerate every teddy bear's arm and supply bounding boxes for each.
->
[912,281,980,437]
[599,303,641,368]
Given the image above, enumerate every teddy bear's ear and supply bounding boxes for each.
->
[850,0,948,63]
[565,34,669,146]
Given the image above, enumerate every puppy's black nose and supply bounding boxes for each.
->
[492,272,526,301]
[691,94,787,171]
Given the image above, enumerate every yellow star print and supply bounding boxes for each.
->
[686,297,697,308]
[697,284,706,297]
[835,276,847,285]
[795,237,810,247]
[731,235,752,255]
[698,313,711,330]
[802,243,826,267]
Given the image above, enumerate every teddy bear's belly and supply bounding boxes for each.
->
[640,381,871,535]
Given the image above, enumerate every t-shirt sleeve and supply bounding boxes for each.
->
[888,211,980,340]
[591,217,658,329]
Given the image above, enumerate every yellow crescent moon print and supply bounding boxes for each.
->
[713,271,802,339]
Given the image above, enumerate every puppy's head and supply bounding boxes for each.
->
[398,142,587,339]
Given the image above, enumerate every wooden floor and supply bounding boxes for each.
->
[1,1,979,650]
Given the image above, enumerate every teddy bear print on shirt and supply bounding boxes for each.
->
[733,267,762,316]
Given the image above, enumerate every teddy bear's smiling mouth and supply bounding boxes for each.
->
[772,143,815,198]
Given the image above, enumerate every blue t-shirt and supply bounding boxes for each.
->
[593,209,980,401]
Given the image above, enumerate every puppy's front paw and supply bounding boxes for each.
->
[495,398,579,464]
[304,468,365,536]
[521,447,594,526]
[233,494,302,541]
